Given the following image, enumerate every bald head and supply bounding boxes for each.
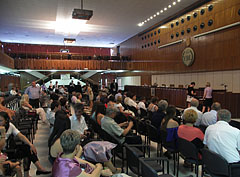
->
[190,98,199,108]
[211,102,221,111]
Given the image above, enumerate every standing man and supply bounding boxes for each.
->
[25,81,41,108]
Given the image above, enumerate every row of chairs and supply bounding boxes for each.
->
[87,117,173,177]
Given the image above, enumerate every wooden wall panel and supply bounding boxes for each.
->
[117,0,240,73]
[0,75,20,92]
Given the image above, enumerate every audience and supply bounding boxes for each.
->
[46,101,61,133]
[200,102,221,126]
[204,109,240,176]
[137,97,147,116]
[0,96,15,120]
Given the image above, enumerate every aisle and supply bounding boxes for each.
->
[29,123,52,177]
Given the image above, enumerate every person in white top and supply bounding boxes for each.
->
[137,97,146,115]
[70,103,90,140]
[200,102,221,126]
[182,98,202,126]
[127,94,138,109]
[203,109,240,176]
[0,111,51,177]
[46,101,61,133]
[10,87,18,96]
[115,90,122,101]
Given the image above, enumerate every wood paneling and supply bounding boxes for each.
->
[125,85,240,118]
[0,75,20,92]
[0,51,14,68]
[117,0,240,73]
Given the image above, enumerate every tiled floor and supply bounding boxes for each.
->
[29,122,205,177]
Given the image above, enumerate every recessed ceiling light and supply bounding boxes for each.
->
[144,20,147,22]
[157,12,160,15]
[147,18,150,21]
[164,7,167,11]
[150,16,153,19]
[177,0,181,2]
[173,2,176,5]
[138,23,143,26]
[168,5,172,8]
[153,14,156,17]
[160,10,164,13]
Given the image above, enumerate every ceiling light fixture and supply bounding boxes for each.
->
[177,0,181,2]
[168,5,172,8]
[153,14,156,17]
[157,12,160,15]
[150,16,153,19]
[160,10,164,13]
[173,2,176,5]
[63,38,76,44]
[164,7,167,11]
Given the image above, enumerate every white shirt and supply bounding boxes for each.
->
[200,110,217,126]
[70,115,88,135]
[6,123,20,140]
[46,108,55,125]
[137,101,146,110]
[10,90,17,96]
[203,121,240,163]
[115,103,124,111]
[127,98,137,108]
[183,106,203,126]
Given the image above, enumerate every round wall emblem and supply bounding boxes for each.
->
[182,47,195,66]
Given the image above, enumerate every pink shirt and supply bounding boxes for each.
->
[204,87,212,99]
[178,125,204,142]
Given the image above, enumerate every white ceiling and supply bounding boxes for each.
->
[0,0,198,47]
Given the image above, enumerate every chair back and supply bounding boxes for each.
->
[146,121,161,143]
[140,158,159,177]
[140,108,147,118]
[177,138,198,161]
[125,144,144,175]
[136,119,147,136]
[202,148,229,176]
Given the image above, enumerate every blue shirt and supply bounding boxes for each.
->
[25,86,41,99]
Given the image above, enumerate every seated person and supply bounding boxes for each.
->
[151,99,168,131]
[101,107,141,145]
[70,103,90,141]
[49,110,71,161]
[59,97,70,115]
[107,96,116,108]
[52,129,112,177]
[204,109,240,176]
[160,105,179,158]
[147,97,158,113]
[91,103,106,126]
[182,98,202,126]
[46,101,61,133]
[115,96,124,113]
[178,109,204,149]
[0,126,22,177]
[137,97,147,116]
[200,102,221,127]
[20,94,47,123]
[0,96,15,120]
[0,111,50,177]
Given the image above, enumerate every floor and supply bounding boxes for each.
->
[28,122,207,177]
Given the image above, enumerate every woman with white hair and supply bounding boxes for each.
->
[20,94,47,123]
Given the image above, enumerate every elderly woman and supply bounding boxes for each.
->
[52,129,117,177]
[20,94,47,123]
[178,109,204,147]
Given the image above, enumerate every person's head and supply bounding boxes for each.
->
[158,100,168,112]
[73,103,84,119]
[191,82,195,86]
[51,101,60,111]
[55,81,58,85]
[132,94,137,101]
[106,107,118,118]
[76,93,82,100]
[21,94,29,103]
[32,81,36,87]
[190,98,199,108]
[116,96,122,104]
[60,129,81,155]
[166,105,176,118]
[211,102,221,111]
[139,97,146,103]
[95,103,106,116]
[0,111,10,131]
[59,97,68,106]
[206,82,210,87]
[184,109,198,124]
[217,109,231,122]
[108,95,115,102]
[151,97,158,104]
